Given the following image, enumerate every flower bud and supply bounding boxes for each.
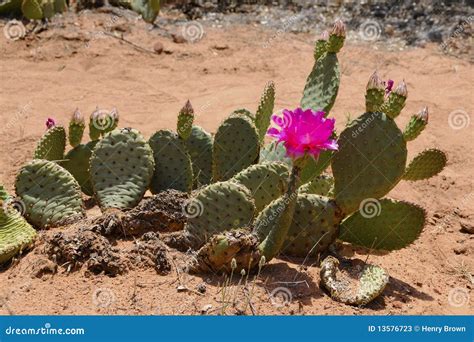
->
[331,19,346,38]
[71,108,84,125]
[393,80,408,97]
[416,106,429,123]
[46,118,56,129]
[366,71,384,91]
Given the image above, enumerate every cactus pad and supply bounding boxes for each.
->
[0,201,37,264]
[339,198,426,251]
[332,112,407,215]
[403,149,447,181]
[299,174,334,196]
[184,181,255,249]
[255,81,275,144]
[149,130,193,193]
[213,115,259,181]
[177,100,194,140]
[68,109,85,148]
[232,163,289,212]
[259,141,292,167]
[301,53,340,113]
[90,128,154,210]
[15,160,84,228]
[62,141,97,196]
[320,256,389,306]
[34,126,66,161]
[185,126,213,188]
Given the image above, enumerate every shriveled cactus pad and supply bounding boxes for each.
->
[339,199,426,251]
[149,130,193,193]
[0,189,37,264]
[90,128,154,211]
[320,256,389,306]
[15,159,84,228]
[332,112,407,214]
[213,115,259,181]
[33,126,66,161]
[184,181,255,249]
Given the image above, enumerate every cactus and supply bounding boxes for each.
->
[232,162,289,212]
[148,130,193,193]
[320,256,389,306]
[185,126,213,188]
[339,199,426,251]
[403,149,447,181]
[21,0,66,20]
[34,121,66,161]
[299,174,334,196]
[0,188,37,264]
[89,108,119,141]
[259,141,291,167]
[255,81,275,144]
[365,71,385,113]
[15,159,84,228]
[403,107,429,141]
[381,81,408,119]
[331,111,407,215]
[62,141,97,196]
[301,20,345,113]
[129,0,160,23]
[213,114,260,181]
[182,181,256,250]
[177,100,194,140]
[68,109,85,148]
[90,128,154,211]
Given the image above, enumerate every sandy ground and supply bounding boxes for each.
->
[0,11,473,315]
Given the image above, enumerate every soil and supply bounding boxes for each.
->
[0,9,473,315]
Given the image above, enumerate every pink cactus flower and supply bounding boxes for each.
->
[46,118,56,129]
[267,108,338,160]
[385,79,394,94]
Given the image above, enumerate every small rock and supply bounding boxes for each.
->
[453,245,467,255]
[212,44,229,51]
[177,285,187,292]
[196,283,207,294]
[385,24,395,37]
[153,42,164,54]
[392,301,403,309]
[172,33,187,44]
[460,220,474,234]
[200,304,212,314]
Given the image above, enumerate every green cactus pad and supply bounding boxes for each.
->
[301,52,340,113]
[403,115,427,142]
[299,174,334,196]
[184,181,255,249]
[339,198,426,251]
[365,88,385,113]
[213,115,259,181]
[0,202,37,264]
[185,126,213,188]
[149,130,193,193]
[332,112,407,215]
[130,0,161,23]
[90,128,154,210]
[68,110,85,148]
[232,163,289,213]
[259,141,292,166]
[21,0,43,19]
[314,39,328,61]
[382,92,406,119]
[255,81,275,144]
[320,256,389,306]
[15,160,84,228]
[62,141,97,196]
[177,100,194,140]
[232,108,255,121]
[34,126,66,161]
[403,149,447,181]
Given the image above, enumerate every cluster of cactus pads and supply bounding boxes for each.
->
[0,19,447,306]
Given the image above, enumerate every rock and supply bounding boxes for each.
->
[196,283,207,294]
[212,44,229,50]
[453,245,467,255]
[172,33,187,44]
[177,285,187,292]
[392,301,403,309]
[460,220,474,234]
[427,29,443,43]
[153,42,164,54]
[200,304,212,314]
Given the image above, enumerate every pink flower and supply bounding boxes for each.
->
[46,118,56,129]
[267,108,338,160]
[385,79,394,94]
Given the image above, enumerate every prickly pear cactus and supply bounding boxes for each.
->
[232,162,289,212]
[255,81,275,144]
[332,112,407,215]
[213,114,259,181]
[177,100,194,140]
[89,108,119,141]
[365,71,385,113]
[381,81,408,119]
[148,130,193,193]
[254,193,342,257]
[185,126,213,188]
[68,109,85,148]
[299,174,334,196]
[129,0,160,23]
[403,107,429,142]
[259,141,291,167]
[21,0,66,20]
[15,160,84,228]
[320,256,389,306]
[90,128,154,211]
[301,20,345,113]
[339,199,426,251]
[0,190,37,264]
[34,125,66,161]
[62,141,97,196]
[403,149,447,181]
[183,181,255,249]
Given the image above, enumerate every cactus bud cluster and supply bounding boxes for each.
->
[177,100,195,140]
[365,71,385,112]
[403,107,429,141]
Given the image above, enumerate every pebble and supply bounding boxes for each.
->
[196,283,207,294]
[453,245,467,255]
[460,220,474,234]
[200,304,212,314]
[153,42,164,54]
[172,33,187,44]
